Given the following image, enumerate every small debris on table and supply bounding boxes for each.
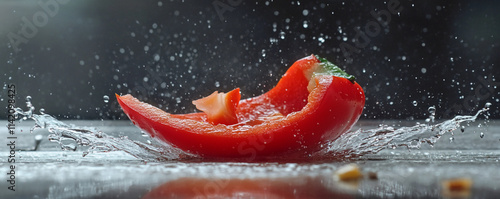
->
[367,171,378,180]
[334,164,363,181]
[441,178,472,198]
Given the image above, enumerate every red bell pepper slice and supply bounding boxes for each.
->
[116,54,365,158]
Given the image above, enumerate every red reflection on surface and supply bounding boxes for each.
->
[143,176,353,199]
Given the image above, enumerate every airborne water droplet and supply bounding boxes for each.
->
[103,95,110,103]
[412,101,418,106]
[302,9,309,16]
[279,31,285,39]
[428,106,436,114]
[485,102,492,108]
[154,54,160,61]
[426,106,436,123]
[303,21,308,28]
[480,132,485,138]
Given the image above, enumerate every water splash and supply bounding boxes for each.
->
[322,104,491,159]
[14,96,195,161]
[14,96,492,161]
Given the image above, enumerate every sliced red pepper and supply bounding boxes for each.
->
[116,54,365,158]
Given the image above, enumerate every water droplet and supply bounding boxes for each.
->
[279,31,285,39]
[154,54,160,61]
[428,106,436,114]
[303,21,308,28]
[449,137,454,143]
[480,132,485,138]
[39,108,45,114]
[421,68,427,74]
[412,101,418,106]
[485,102,492,108]
[426,106,436,123]
[302,9,309,16]
[103,95,110,103]
[215,81,220,87]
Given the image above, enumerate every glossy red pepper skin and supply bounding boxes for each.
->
[116,55,365,158]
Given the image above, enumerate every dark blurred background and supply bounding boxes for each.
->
[1,0,499,120]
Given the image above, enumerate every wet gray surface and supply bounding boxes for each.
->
[1,119,499,198]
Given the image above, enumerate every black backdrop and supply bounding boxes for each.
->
[1,0,499,120]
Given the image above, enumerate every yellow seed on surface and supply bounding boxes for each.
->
[334,164,363,181]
